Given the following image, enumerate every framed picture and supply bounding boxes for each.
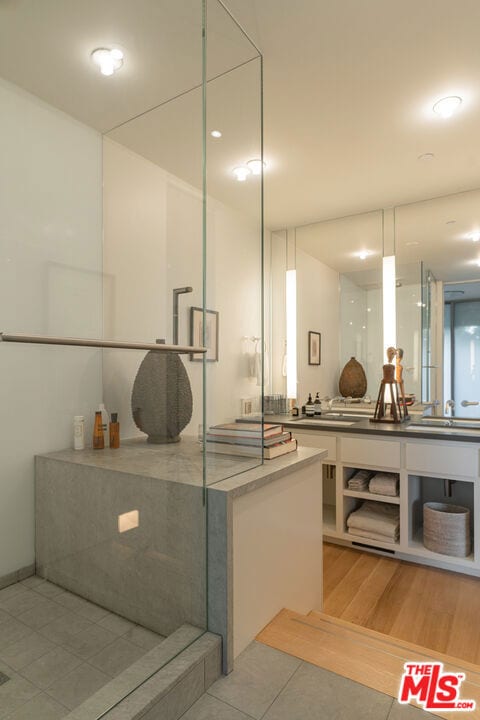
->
[190,307,219,362]
[308,331,321,365]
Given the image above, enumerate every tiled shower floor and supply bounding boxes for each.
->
[0,576,165,719]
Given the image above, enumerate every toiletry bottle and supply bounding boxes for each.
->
[305,393,315,417]
[314,392,322,416]
[93,411,105,449]
[73,416,85,450]
[109,413,120,449]
[98,403,109,433]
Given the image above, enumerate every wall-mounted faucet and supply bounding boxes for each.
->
[461,400,479,408]
[173,287,193,345]
[445,399,455,416]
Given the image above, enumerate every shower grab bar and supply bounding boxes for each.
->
[0,332,206,354]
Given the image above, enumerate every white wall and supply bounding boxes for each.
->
[296,247,340,405]
[102,139,263,441]
[0,79,103,578]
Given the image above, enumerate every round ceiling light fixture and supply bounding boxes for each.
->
[232,166,251,182]
[211,130,222,138]
[433,95,462,118]
[91,47,124,76]
[357,250,370,260]
[470,232,480,242]
[246,159,266,175]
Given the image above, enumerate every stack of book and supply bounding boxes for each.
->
[205,422,297,459]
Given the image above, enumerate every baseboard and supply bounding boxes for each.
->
[0,564,35,590]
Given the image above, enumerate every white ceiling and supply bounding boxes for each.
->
[2,0,480,282]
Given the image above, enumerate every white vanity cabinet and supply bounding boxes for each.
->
[294,427,480,576]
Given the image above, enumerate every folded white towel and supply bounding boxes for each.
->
[347,501,399,539]
[348,469,372,491]
[369,473,399,497]
[347,527,399,543]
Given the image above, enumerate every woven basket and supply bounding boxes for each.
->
[423,502,471,558]
[339,357,367,398]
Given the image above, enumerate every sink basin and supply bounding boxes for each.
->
[322,412,371,419]
[408,418,480,433]
[293,418,356,427]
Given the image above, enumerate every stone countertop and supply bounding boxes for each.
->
[37,437,327,491]
[264,414,480,443]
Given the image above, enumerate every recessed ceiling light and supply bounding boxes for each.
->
[446,219,456,225]
[433,95,462,118]
[470,232,480,242]
[91,47,124,76]
[232,166,251,182]
[211,130,222,138]
[406,241,420,246]
[418,153,435,161]
[357,250,371,260]
[246,159,266,175]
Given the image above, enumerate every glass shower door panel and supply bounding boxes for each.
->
[454,301,480,418]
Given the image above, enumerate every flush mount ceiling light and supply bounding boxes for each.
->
[91,47,124,76]
[433,95,462,118]
[246,159,266,176]
[446,219,456,225]
[232,166,251,182]
[211,130,222,138]
[470,232,480,242]
[357,250,370,260]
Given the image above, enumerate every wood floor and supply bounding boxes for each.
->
[323,543,480,665]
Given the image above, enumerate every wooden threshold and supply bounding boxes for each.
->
[256,609,480,719]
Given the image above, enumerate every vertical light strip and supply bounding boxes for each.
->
[383,255,397,353]
[286,269,297,399]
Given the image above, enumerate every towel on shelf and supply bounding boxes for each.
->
[347,527,400,543]
[347,469,372,491]
[347,501,399,540]
[369,472,399,497]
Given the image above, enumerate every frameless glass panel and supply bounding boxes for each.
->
[452,301,480,418]
[204,0,264,482]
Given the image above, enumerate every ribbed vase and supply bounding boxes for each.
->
[339,357,367,398]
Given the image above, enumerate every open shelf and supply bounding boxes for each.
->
[343,489,400,504]
[409,529,475,566]
[343,530,399,549]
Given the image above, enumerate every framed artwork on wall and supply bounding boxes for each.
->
[190,307,219,361]
[308,331,321,365]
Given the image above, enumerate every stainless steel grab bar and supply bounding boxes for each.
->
[0,333,206,354]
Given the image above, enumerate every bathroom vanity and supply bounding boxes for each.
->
[279,416,480,577]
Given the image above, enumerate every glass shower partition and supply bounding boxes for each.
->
[0,1,263,717]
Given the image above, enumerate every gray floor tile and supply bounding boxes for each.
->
[0,585,28,603]
[3,691,68,720]
[34,581,64,599]
[21,646,83,690]
[387,701,433,719]
[124,625,164,650]
[0,670,40,719]
[20,576,46,589]
[263,662,393,720]
[0,609,10,626]
[0,589,48,617]
[0,631,54,671]
[53,592,109,622]
[38,612,93,645]
[62,624,117,660]
[88,637,145,677]
[0,618,32,648]
[18,599,69,630]
[46,662,110,710]
[97,612,136,636]
[208,641,301,720]
[181,693,253,719]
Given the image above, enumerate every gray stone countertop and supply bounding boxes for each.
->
[264,414,480,443]
[37,437,327,492]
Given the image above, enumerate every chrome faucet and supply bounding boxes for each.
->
[445,399,455,416]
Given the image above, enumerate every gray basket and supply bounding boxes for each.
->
[423,502,471,558]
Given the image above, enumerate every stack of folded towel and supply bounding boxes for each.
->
[347,501,400,543]
[369,472,399,497]
[347,469,372,492]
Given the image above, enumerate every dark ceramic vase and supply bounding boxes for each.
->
[339,356,367,398]
[131,352,193,443]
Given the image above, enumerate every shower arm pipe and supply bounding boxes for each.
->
[173,286,193,345]
[0,332,206,354]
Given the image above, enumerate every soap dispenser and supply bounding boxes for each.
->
[314,392,322,416]
[305,393,315,417]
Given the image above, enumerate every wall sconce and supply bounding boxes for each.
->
[286,269,297,399]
